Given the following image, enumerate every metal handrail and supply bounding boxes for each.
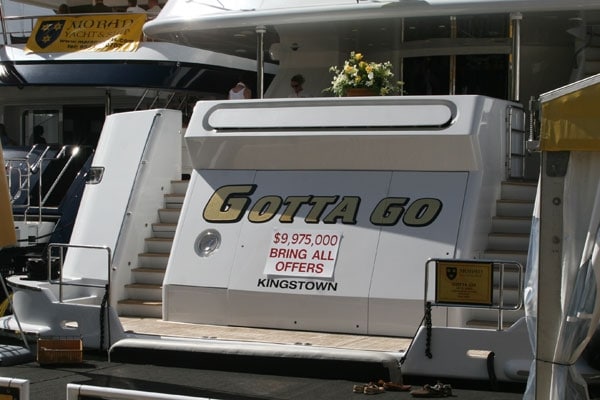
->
[5,157,31,206]
[41,146,79,205]
[6,146,80,224]
[47,243,112,350]
[47,243,112,302]
[424,258,524,331]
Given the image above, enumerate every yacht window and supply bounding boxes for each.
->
[456,54,509,98]
[403,56,449,96]
[22,110,60,145]
[401,14,510,98]
[404,17,451,41]
[456,15,509,38]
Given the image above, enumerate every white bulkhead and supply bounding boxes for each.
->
[163,95,515,336]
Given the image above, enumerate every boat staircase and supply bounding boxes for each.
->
[462,179,536,329]
[116,178,189,318]
[455,99,536,329]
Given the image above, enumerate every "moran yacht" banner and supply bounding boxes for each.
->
[25,13,146,53]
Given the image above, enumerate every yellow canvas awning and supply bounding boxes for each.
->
[540,76,600,151]
[0,145,16,248]
[25,14,146,54]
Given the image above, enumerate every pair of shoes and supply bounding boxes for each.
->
[364,383,385,395]
[353,384,366,393]
[377,379,412,391]
[352,382,385,395]
[410,381,452,397]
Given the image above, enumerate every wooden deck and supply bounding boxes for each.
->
[119,317,412,353]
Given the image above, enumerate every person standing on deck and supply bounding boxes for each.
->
[0,124,15,146]
[57,3,70,13]
[228,81,252,99]
[92,0,112,12]
[289,74,308,97]
[29,126,46,146]
[126,0,145,12]
[146,0,161,14]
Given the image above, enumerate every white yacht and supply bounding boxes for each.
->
[2,0,600,397]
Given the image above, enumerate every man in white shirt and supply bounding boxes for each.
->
[146,0,161,13]
[126,0,145,12]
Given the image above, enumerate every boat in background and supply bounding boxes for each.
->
[2,0,600,396]
[0,5,277,286]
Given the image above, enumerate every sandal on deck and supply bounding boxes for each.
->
[363,383,385,395]
[377,379,412,391]
[353,384,367,393]
[410,382,452,397]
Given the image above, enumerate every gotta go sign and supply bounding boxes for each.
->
[25,14,146,53]
[203,184,445,279]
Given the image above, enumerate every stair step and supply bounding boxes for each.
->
[132,267,165,285]
[158,208,181,223]
[145,237,173,253]
[117,299,162,318]
[152,223,177,238]
[138,252,169,269]
[125,283,162,301]
[481,250,528,266]
[487,233,530,251]
[496,199,534,217]
[491,264,523,287]
[490,287,521,307]
[500,181,537,201]
[171,180,190,195]
[491,216,532,234]
[164,193,185,209]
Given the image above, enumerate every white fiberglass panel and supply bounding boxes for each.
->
[227,170,390,297]
[371,171,467,300]
[164,169,256,288]
[63,110,181,280]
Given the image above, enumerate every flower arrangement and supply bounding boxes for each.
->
[325,51,402,96]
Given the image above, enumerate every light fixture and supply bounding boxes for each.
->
[195,229,221,257]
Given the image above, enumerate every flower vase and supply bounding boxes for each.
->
[345,88,378,97]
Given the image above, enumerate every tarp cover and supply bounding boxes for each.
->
[540,77,600,151]
[525,75,600,399]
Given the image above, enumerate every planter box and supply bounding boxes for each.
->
[37,338,82,365]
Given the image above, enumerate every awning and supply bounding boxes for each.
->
[540,74,600,151]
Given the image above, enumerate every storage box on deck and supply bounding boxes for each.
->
[37,337,83,364]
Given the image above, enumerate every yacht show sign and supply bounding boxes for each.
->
[264,229,342,278]
[25,14,146,53]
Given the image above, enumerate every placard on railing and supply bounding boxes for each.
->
[435,260,493,306]
[425,258,524,310]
